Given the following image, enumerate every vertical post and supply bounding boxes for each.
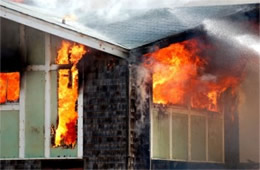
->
[149,71,153,169]
[44,33,51,158]
[127,65,131,169]
[222,116,225,163]
[77,86,83,158]
[223,88,240,168]
[188,114,191,161]
[169,109,173,160]
[206,115,209,162]
[19,24,25,158]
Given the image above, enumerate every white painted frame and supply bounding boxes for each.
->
[42,33,84,159]
[0,26,84,160]
[151,104,225,163]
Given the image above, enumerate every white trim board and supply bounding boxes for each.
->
[0,2,129,59]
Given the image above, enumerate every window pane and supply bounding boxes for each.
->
[0,18,20,51]
[172,113,188,160]
[152,109,170,159]
[50,35,62,64]
[0,72,20,104]
[0,110,19,158]
[191,115,206,161]
[6,73,20,101]
[208,118,223,162]
[25,71,45,157]
[25,27,45,65]
[50,71,77,157]
[0,74,7,103]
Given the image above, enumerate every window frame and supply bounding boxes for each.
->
[0,25,83,160]
[150,100,225,163]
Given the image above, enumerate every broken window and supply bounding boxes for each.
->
[145,38,242,162]
[52,40,86,148]
[0,72,20,104]
[0,18,84,159]
[0,18,21,159]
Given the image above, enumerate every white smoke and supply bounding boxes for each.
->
[235,35,260,54]
[203,19,260,55]
[131,64,151,135]
[10,0,259,23]
[20,0,196,23]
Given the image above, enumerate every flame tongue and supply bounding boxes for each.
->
[54,40,86,147]
[144,39,240,112]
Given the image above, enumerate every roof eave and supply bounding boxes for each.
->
[0,3,129,59]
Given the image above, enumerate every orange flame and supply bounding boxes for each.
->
[0,72,20,104]
[54,40,86,147]
[63,14,77,22]
[144,39,240,112]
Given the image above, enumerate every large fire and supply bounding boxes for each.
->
[54,40,86,147]
[0,72,20,104]
[144,39,241,112]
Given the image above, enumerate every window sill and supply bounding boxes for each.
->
[0,104,20,110]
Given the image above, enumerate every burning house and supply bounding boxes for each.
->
[0,0,259,169]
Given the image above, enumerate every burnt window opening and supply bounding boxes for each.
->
[144,38,242,113]
[145,36,246,163]
[0,18,22,105]
[0,18,85,159]
[0,72,20,104]
[51,40,86,149]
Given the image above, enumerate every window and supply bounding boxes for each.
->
[151,105,224,163]
[0,18,21,159]
[147,39,226,163]
[0,72,20,104]
[0,18,83,159]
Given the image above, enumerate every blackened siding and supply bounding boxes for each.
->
[129,65,151,169]
[81,52,129,169]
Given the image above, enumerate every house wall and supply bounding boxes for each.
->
[238,56,260,163]
[128,65,151,169]
[80,52,129,169]
[0,17,130,169]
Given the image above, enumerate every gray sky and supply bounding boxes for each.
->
[28,0,259,9]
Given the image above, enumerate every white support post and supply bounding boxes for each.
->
[19,24,25,159]
[206,116,209,161]
[77,86,84,158]
[188,114,191,161]
[19,73,25,158]
[222,115,225,163]
[169,110,173,159]
[150,107,153,159]
[44,33,51,158]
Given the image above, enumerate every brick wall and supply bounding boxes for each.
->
[128,65,151,169]
[80,51,129,169]
[0,160,41,169]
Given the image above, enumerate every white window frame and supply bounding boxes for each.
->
[0,25,83,160]
[150,104,225,163]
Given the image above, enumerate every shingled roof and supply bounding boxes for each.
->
[0,0,258,57]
